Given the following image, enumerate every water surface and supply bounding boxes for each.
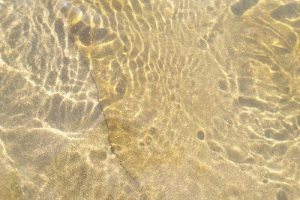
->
[0,0,300,199]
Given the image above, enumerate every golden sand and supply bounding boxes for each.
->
[0,0,300,199]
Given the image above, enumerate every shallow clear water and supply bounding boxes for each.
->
[0,0,300,199]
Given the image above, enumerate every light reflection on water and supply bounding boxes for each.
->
[0,0,299,199]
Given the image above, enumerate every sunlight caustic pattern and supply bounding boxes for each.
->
[0,0,300,199]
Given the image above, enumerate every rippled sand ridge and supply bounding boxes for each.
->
[0,0,300,199]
